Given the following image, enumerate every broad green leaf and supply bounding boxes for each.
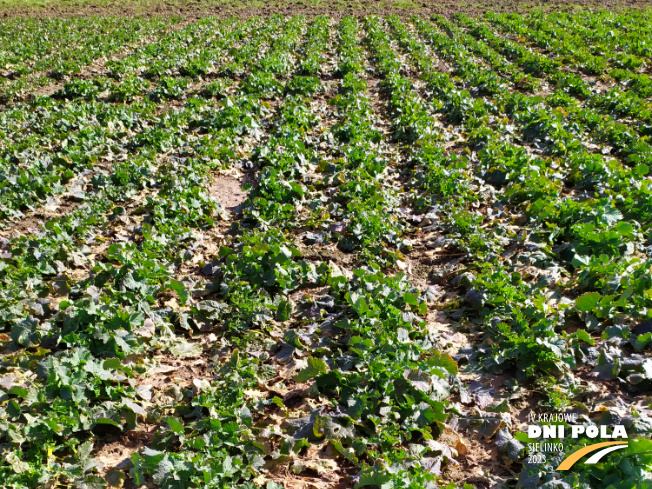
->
[403,292,418,306]
[575,292,601,312]
[575,329,594,345]
[293,356,328,382]
[165,417,185,434]
[169,279,188,306]
[95,418,121,428]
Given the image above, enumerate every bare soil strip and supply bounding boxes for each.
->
[2,0,651,20]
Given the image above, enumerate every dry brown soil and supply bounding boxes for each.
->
[1,0,651,19]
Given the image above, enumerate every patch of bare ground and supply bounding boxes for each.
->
[429,309,469,353]
[366,76,393,131]
[572,364,652,412]
[93,346,213,483]
[297,242,356,270]
[174,173,250,278]
[210,170,251,214]
[266,444,356,489]
[441,428,509,489]
[406,237,467,285]
[0,197,78,238]
[446,373,533,487]
[138,352,209,404]
[255,332,359,488]
[419,287,529,487]
[94,428,156,479]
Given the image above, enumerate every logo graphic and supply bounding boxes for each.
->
[524,411,629,469]
[556,441,629,470]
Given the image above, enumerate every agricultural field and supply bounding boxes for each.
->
[1,8,652,489]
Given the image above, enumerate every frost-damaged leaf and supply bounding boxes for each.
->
[402,369,449,400]
[192,377,211,392]
[123,399,147,416]
[5,452,30,473]
[419,456,443,476]
[642,359,652,379]
[153,454,175,485]
[397,328,410,343]
[135,384,153,401]
[286,410,322,441]
[468,381,495,409]
[495,428,525,461]
[465,288,486,310]
[10,316,39,346]
[293,356,328,382]
[170,340,202,358]
[356,464,392,488]
[452,411,510,439]
[275,342,295,364]
[152,452,194,486]
[134,318,156,338]
[291,457,339,476]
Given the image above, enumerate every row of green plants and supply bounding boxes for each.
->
[123,14,461,488]
[384,15,652,488]
[437,12,652,166]
[0,16,174,104]
[485,10,652,84]
[0,16,263,225]
[2,11,652,489]
[0,15,298,488]
[455,13,652,133]
[407,12,652,399]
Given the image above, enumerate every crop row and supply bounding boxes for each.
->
[383,15,652,485]
[0,16,175,104]
[387,13,652,396]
